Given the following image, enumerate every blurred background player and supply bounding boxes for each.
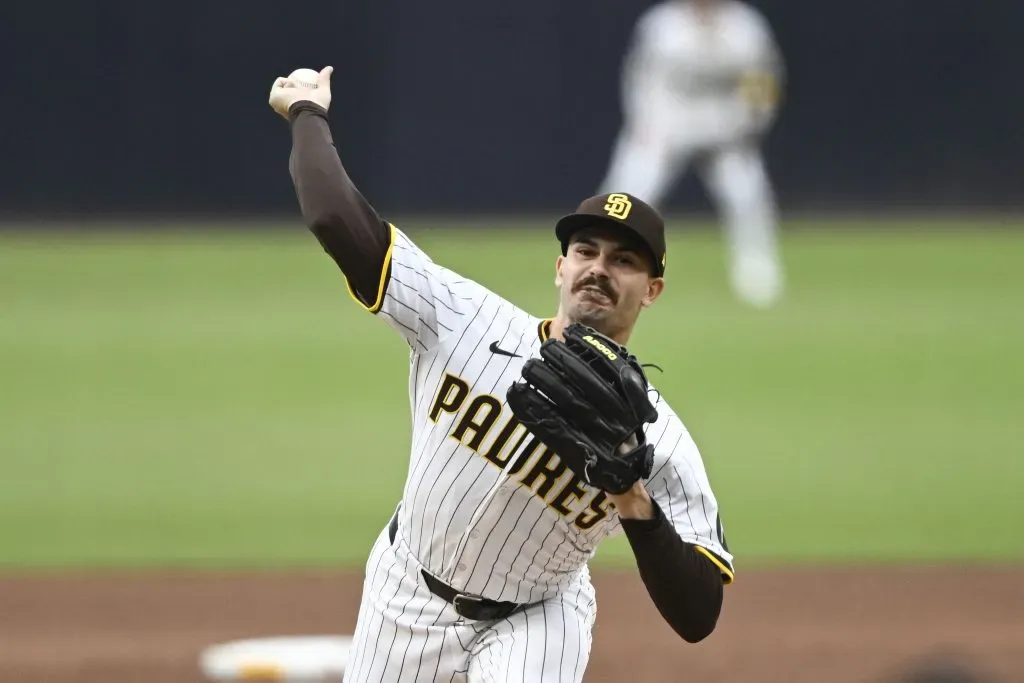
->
[597,0,786,308]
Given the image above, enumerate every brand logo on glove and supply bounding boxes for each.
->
[603,193,633,220]
[582,335,618,361]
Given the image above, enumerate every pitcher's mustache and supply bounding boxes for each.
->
[573,277,617,303]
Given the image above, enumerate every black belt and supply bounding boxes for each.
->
[420,570,526,622]
[387,507,526,622]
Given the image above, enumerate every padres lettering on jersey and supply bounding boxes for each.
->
[429,372,614,532]
[362,225,734,604]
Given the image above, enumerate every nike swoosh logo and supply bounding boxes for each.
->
[489,341,522,358]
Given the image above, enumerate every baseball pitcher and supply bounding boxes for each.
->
[598,0,786,308]
[269,66,734,683]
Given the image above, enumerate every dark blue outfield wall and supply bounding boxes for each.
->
[6,1,1024,217]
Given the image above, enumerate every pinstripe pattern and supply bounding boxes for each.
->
[346,227,731,679]
[465,586,595,683]
[344,520,596,683]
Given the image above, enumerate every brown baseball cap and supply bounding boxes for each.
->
[554,192,667,277]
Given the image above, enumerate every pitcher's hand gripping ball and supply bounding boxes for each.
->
[268,66,332,119]
[507,322,658,494]
[287,68,320,89]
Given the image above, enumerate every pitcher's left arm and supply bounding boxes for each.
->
[609,413,734,644]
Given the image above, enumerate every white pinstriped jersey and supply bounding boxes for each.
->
[361,224,734,605]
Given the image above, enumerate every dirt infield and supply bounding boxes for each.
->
[1,565,1021,683]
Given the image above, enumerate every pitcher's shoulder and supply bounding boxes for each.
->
[645,392,705,464]
[435,290,550,360]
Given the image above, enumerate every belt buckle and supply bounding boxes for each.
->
[453,594,518,622]
[452,594,486,620]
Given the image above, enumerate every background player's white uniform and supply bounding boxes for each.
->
[598,0,786,308]
[343,225,734,682]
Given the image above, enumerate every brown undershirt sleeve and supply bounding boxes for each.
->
[619,499,726,643]
[286,100,392,307]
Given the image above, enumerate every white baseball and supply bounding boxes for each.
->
[287,68,320,89]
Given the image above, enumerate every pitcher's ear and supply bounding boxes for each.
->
[642,277,665,307]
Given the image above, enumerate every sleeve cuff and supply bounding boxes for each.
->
[288,101,329,123]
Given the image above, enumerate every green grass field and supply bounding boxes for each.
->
[2,218,1022,571]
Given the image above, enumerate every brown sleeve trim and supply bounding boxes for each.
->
[343,222,396,314]
[694,545,735,584]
